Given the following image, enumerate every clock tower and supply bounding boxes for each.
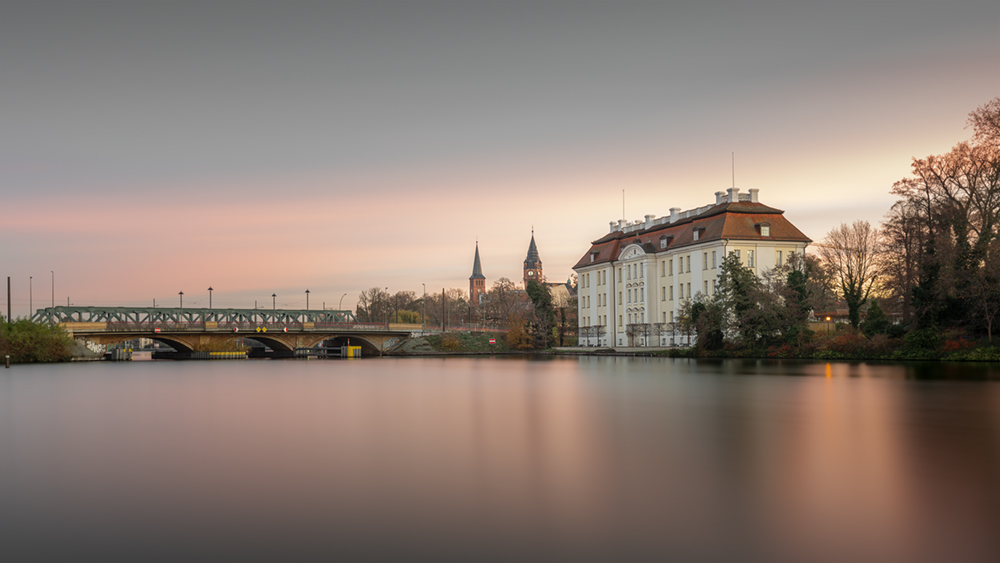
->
[523,229,543,289]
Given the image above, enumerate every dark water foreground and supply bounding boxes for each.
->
[1,357,998,562]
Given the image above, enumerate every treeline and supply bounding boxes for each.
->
[676,98,999,359]
[0,317,74,363]
[353,277,578,349]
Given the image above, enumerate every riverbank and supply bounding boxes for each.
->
[387,333,1000,363]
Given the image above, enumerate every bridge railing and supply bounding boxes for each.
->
[91,321,393,332]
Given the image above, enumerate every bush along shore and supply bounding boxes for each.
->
[655,327,1000,362]
[1,318,75,363]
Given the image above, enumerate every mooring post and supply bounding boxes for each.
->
[5,355,9,368]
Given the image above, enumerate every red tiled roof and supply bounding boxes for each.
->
[573,201,811,269]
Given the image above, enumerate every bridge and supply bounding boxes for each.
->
[33,306,418,357]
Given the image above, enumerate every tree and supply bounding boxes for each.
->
[888,98,1000,331]
[862,301,891,337]
[715,252,758,344]
[526,280,555,349]
[818,221,882,329]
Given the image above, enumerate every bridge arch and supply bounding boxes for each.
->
[324,335,382,356]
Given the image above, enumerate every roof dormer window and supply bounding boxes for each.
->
[757,223,771,237]
[692,227,705,242]
[659,235,673,249]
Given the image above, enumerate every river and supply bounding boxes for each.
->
[1,357,998,562]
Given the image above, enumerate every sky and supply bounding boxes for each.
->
[2,0,998,315]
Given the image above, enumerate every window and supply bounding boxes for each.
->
[712,250,717,268]
[761,224,770,237]
[776,251,783,267]
[662,261,665,277]
[704,281,708,295]
[748,250,754,268]
[687,283,691,298]
[640,263,644,278]
[670,286,674,300]
[669,259,674,276]
[693,230,699,241]
[703,252,708,270]
[660,238,667,249]
[618,292,622,305]
[734,249,741,260]
[679,285,683,299]
[662,287,665,300]
[618,268,622,282]
[627,266,631,280]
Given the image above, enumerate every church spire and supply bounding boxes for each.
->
[470,241,485,280]
[469,240,486,304]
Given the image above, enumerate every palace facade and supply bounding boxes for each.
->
[573,188,811,347]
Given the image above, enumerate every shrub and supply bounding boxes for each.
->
[440,335,461,351]
[904,326,943,350]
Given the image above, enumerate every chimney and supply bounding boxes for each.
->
[610,221,617,233]
[618,219,626,230]
[644,214,655,228]
[749,188,759,203]
[727,187,739,203]
[715,191,726,205]
[669,207,680,223]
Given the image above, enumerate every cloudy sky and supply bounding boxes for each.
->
[1,0,997,314]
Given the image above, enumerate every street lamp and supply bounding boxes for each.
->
[339,293,347,310]
[272,294,276,311]
[422,283,426,331]
[29,276,32,318]
[208,287,213,309]
[305,289,310,311]
[179,291,184,309]
[384,287,388,325]
[51,271,54,308]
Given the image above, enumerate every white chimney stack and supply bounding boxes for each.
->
[669,207,680,222]
[715,191,726,205]
[749,188,759,202]
[727,187,739,203]
[644,214,655,228]
[610,221,617,233]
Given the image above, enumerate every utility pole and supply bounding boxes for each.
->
[6,277,10,323]
[442,288,445,331]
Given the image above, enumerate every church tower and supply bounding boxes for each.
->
[523,230,543,289]
[469,241,486,304]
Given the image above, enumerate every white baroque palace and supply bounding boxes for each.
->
[573,188,811,347]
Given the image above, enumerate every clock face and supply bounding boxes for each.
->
[528,271,534,276]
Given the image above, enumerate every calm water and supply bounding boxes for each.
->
[1,357,999,562]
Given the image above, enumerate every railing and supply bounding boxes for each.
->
[75,321,395,332]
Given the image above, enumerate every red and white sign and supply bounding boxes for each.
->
[489,338,496,344]
[153,328,161,333]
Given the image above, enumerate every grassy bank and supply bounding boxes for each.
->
[390,332,515,354]
[0,319,74,363]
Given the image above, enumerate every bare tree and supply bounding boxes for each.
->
[819,221,882,329]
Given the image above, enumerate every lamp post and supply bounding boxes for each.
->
[305,289,310,311]
[29,276,32,318]
[422,283,426,331]
[384,287,388,326]
[208,287,213,309]
[272,294,276,311]
[51,271,54,308]
[339,293,347,310]
[179,291,184,309]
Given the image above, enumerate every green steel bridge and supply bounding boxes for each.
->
[34,306,416,356]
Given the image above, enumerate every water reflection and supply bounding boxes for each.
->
[1,358,998,562]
